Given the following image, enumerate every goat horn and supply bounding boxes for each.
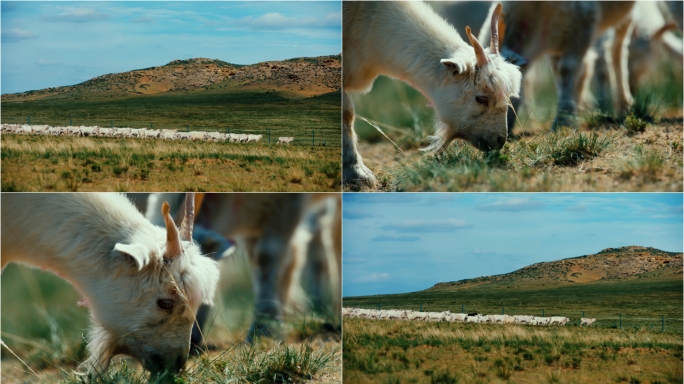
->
[162,201,182,260]
[466,26,489,67]
[179,193,195,242]
[490,3,503,55]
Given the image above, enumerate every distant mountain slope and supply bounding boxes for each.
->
[1,55,341,101]
[428,246,683,291]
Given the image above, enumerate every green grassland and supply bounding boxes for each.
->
[1,88,341,192]
[344,273,683,332]
[343,273,683,383]
[1,249,341,383]
[347,60,683,192]
[2,89,341,145]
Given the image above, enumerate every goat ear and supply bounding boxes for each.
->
[114,243,150,271]
[441,58,467,76]
[498,11,506,48]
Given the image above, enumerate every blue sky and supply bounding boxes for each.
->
[343,193,683,297]
[1,1,341,94]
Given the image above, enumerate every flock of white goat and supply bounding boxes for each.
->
[0,123,296,144]
[343,308,598,327]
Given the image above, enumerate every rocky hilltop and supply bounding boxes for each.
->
[429,246,682,291]
[2,55,341,101]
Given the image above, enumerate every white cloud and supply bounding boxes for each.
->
[37,59,61,66]
[566,204,588,212]
[41,8,110,23]
[477,197,544,212]
[472,249,497,255]
[353,272,390,283]
[370,235,421,242]
[382,219,471,233]
[131,17,153,24]
[2,29,37,42]
[235,11,341,30]
[344,210,381,220]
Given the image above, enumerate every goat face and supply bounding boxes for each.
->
[427,53,520,153]
[425,5,521,153]
[83,197,220,375]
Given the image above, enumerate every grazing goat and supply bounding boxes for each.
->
[479,1,636,131]
[146,193,341,343]
[580,317,597,326]
[343,1,521,187]
[277,136,295,144]
[591,1,682,104]
[1,193,220,375]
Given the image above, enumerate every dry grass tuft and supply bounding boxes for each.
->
[1,135,340,192]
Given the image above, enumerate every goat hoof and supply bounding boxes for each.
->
[246,321,282,343]
[552,114,576,131]
[343,163,377,189]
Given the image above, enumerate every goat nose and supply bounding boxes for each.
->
[495,135,506,149]
[149,353,165,371]
[175,355,188,372]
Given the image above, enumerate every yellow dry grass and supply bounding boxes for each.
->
[1,135,341,192]
[343,317,683,384]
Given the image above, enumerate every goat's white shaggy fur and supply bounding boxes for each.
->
[343,1,521,186]
[1,193,220,374]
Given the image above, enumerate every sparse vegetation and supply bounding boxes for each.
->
[1,60,341,192]
[343,247,683,383]
[1,135,340,191]
[1,248,341,383]
[343,318,682,384]
[346,56,682,192]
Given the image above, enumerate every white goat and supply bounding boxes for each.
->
[1,193,220,375]
[591,1,682,103]
[278,136,295,144]
[580,317,597,326]
[145,193,341,343]
[479,2,636,130]
[343,2,521,187]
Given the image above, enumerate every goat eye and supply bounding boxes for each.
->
[157,299,174,311]
[476,96,488,105]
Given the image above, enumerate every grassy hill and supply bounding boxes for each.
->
[343,246,683,383]
[0,55,341,192]
[0,55,341,144]
[1,55,340,100]
[344,246,683,331]
[429,246,682,290]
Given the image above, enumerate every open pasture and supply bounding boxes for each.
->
[343,317,682,384]
[344,273,683,382]
[1,135,340,192]
[343,272,683,333]
[1,89,341,146]
[346,60,683,192]
[1,246,341,383]
[1,88,341,192]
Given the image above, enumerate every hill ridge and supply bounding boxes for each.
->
[2,54,341,100]
[428,245,682,291]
